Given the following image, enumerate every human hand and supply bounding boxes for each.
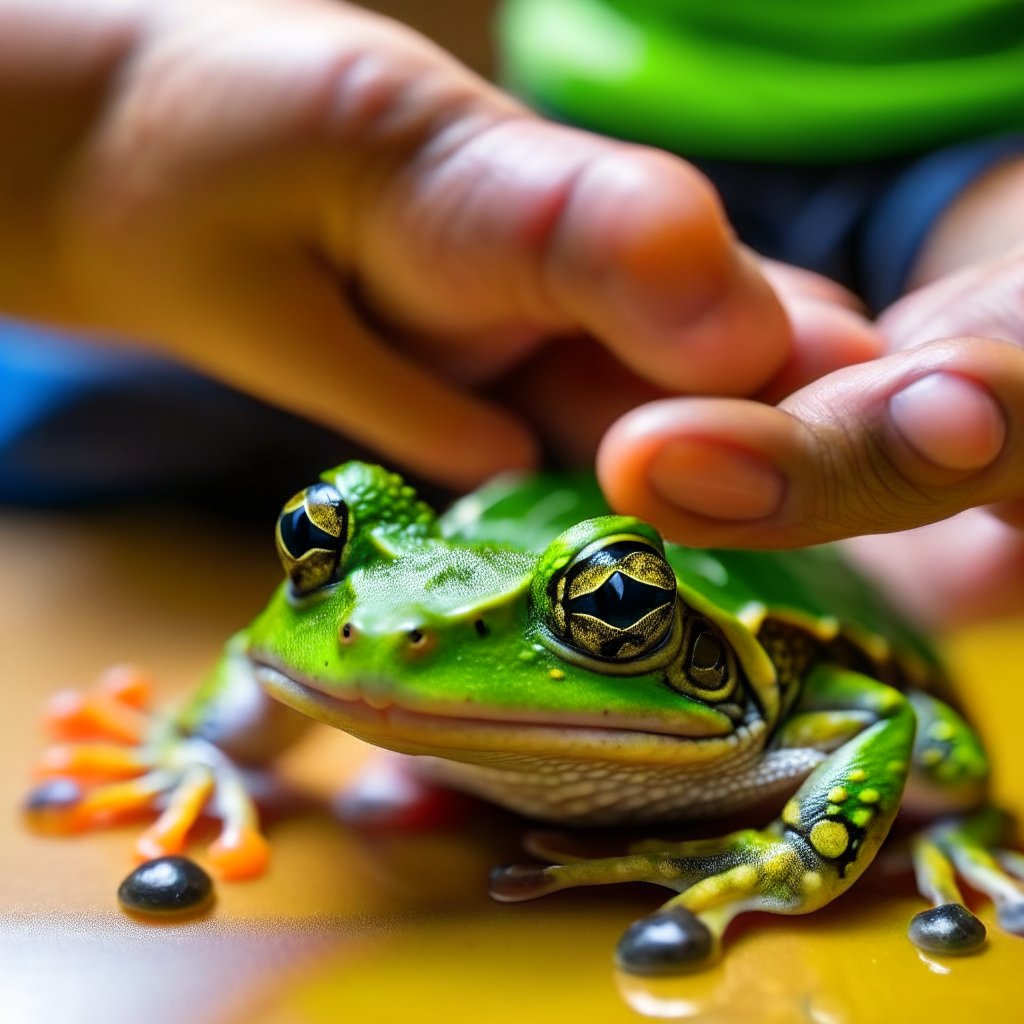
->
[599,158,1024,626]
[0,0,879,488]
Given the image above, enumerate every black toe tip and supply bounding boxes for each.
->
[615,907,717,976]
[23,778,83,813]
[997,901,1024,935]
[908,904,986,955]
[117,856,214,918]
[488,863,550,901]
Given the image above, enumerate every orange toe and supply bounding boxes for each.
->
[208,826,271,881]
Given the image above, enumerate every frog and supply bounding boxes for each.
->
[25,461,1024,973]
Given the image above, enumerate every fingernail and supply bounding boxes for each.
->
[649,439,786,521]
[889,373,1006,472]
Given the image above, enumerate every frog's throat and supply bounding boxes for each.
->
[250,659,766,767]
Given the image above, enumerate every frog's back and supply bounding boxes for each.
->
[440,472,943,688]
[668,544,943,687]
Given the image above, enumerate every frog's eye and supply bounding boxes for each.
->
[666,616,738,703]
[548,535,677,665]
[275,483,350,596]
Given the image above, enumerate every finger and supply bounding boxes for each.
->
[844,512,1024,628]
[757,257,864,312]
[879,253,1024,353]
[759,294,883,403]
[598,337,1021,548]
[172,250,537,490]
[498,337,666,466]
[349,115,794,396]
[504,263,883,464]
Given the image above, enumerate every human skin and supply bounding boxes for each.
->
[600,158,1024,625]
[0,0,867,487]
[0,0,1021,623]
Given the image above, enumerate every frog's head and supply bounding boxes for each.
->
[248,463,776,770]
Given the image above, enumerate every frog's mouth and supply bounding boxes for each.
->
[250,656,765,766]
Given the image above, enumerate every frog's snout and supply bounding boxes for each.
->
[403,628,437,660]
[338,620,439,661]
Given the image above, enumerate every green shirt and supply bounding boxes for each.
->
[499,0,1024,162]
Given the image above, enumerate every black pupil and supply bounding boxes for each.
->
[691,632,723,670]
[566,539,673,630]
[280,504,339,558]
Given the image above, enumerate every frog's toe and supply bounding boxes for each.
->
[33,741,153,784]
[489,863,560,901]
[908,904,987,955]
[996,898,1024,936]
[615,906,719,976]
[117,856,215,918]
[23,770,173,835]
[23,777,87,833]
[913,808,1024,948]
[43,669,152,744]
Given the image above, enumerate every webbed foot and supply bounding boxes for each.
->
[24,666,270,879]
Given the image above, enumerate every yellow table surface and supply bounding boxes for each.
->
[2,508,1022,1024]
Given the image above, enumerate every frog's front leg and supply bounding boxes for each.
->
[25,634,309,879]
[491,665,915,975]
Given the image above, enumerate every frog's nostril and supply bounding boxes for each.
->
[405,628,436,659]
[341,622,358,646]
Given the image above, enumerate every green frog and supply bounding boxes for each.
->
[26,462,1024,973]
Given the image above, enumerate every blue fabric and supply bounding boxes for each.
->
[0,324,352,509]
[861,134,1024,310]
[694,133,1024,311]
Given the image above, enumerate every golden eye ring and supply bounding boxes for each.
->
[275,482,350,596]
[547,534,678,669]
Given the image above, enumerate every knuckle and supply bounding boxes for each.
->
[801,394,939,536]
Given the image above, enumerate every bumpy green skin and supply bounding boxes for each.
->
[174,463,1020,971]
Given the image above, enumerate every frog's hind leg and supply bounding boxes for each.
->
[903,691,1023,953]
[492,665,916,974]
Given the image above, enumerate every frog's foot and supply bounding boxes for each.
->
[24,666,269,880]
[910,807,1024,955]
[492,666,918,974]
[492,825,843,975]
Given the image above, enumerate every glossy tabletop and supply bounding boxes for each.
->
[2,508,1023,1024]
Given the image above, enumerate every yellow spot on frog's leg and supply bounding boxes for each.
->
[851,807,874,827]
[928,721,955,742]
[859,788,881,805]
[732,864,758,889]
[809,820,849,859]
[548,669,565,681]
[826,804,841,816]
[763,846,800,880]
[803,871,822,893]
[848,769,867,783]
[886,760,906,774]
[782,800,802,827]
[827,786,849,804]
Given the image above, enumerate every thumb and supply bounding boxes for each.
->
[598,337,1023,548]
